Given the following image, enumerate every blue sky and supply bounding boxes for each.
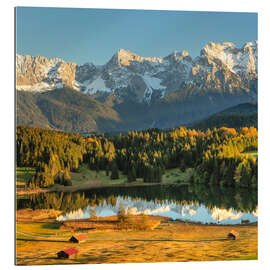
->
[16,7,257,65]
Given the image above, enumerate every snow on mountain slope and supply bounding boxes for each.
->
[142,74,166,89]
[16,82,64,92]
[16,54,78,92]
[82,76,111,94]
[16,41,258,104]
[142,74,166,102]
[199,41,257,76]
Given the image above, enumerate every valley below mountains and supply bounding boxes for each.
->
[16,41,258,133]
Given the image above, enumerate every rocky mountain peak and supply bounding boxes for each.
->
[16,54,77,91]
[111,48,163,67]
[16,40,258,104]
[200,41,236,58]
[164,50,192,63]
[243,40,257,49]
[242,41,258,60]
[116,48,139,67]
[197,41,257,78]
[180,50,189,57]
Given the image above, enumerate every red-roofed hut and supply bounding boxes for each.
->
[69,234,86,243]
[57,248,78,259]
[227,230,239,240]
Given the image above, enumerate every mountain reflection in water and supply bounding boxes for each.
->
[17,184,258,225]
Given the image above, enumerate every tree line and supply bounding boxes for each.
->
[16,125,258,189]
[17,126,86,187]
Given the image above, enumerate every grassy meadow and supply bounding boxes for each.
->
[16,211,258,265]
[37,165,193,193]
[15,126,258,265]
[241,151,258,158]
[70,164,192,186]
[16,167,36,188]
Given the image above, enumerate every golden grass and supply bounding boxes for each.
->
[16,181,26,187]
[16,209,63,223]
[16,213,258,265]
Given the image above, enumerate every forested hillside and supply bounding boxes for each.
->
[17,88,123,133]
[16,125,258,189]
[189,102,257,130]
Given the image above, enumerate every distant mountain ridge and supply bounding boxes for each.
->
[189,102,258,130]
[16,41,258,133]
[16,41,257,103]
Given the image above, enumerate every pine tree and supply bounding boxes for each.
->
[63,168,72,186]
[105,164,110,176]
[179,160,186,172]
[127,166,136,182]
[111,162,119,180]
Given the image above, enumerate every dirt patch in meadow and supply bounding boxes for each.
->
[60,215,168,232]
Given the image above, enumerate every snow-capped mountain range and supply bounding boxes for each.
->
[16,41,258,104]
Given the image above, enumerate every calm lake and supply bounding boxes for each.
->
[17,184,258,225]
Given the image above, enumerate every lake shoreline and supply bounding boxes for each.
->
[50,180,189,193]
[59,216,258,227]
[16,208,258,228]
[16,165,194,195]
[17,180,189,195]
[16,208,258,227]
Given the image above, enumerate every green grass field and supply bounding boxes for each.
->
[70,164,192,187]
[16,164,192,192]
[243,151,258,158]
[163,168,193,184]
[16,167,36,188]
[70,164,127,185]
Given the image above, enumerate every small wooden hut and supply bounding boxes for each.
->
[227,230,239,240]
[57,248,78,259]
[69,234,86,243]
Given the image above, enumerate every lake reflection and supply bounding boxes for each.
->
[56,196,258,224]
[17,184,258,225]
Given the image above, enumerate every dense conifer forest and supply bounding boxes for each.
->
[16,125,258,189]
